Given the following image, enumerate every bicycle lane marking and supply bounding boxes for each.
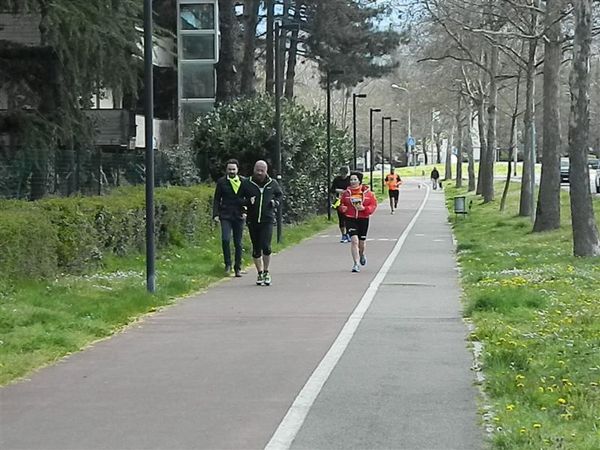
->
[264,183,431,450]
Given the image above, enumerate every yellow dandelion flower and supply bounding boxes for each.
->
[538,387,544,393]
[506,404,515,411]
[558,398,567,405]
[533,423,542,429]
[519,427,527,434]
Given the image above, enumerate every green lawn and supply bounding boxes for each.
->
[0,215,333,385]
[445,183,600,449]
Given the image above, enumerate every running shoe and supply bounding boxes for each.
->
[263,271,272,286]
[360,254,367,266]
[256,272,264,286]
[352,264,360,273]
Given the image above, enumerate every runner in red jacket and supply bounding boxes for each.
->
[338,171,378,272]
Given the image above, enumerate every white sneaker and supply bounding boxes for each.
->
[352,263,360,273]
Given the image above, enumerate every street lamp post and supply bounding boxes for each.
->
[391,84,412,165]
[369,107,381,191]
[352,93,367,170]
[143,0,155,293]
[389,118,398,170]
[381,116,391,193]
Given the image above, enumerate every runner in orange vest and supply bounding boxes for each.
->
[384,168,402,214]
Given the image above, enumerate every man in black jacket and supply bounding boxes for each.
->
[213,159,245,277]
[239,160,283,286]
[330,166,351,242]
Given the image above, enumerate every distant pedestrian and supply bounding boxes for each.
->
[239,160,283,286]
[330,166,351,242]
[384,168,402,214]
[430,167,440,190]
[212,159,245,277]
[339,171,378,273]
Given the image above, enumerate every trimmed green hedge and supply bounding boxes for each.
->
[0,185,214,279]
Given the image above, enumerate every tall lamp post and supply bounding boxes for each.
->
[352,93,367,170]
[369,107,381,190]
[143,0,155,293]
[274,21,299,241]
[391,84,412,166]
[389,118,399,171]
[381,116,391,193]
[326,69,343,221]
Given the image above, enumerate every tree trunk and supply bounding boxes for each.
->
[482,44,498,203]
[30,3,55,200]
[284,4,302,99]
[435,134,443,169]
[456,94,463,188]
[534,0,563,232]
[445,125,454,180]
[519,9,539,217]
[466,101,476,192]
[240,0,260,96]
[475,93,487,195]
[216,0,237,102]
[501,77,521,212]
[265,0,275,94]
[519,40,537,217]
[568,0,600,257]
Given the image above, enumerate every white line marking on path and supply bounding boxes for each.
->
[264,186,432,450]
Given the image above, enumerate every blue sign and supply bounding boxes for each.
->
[406,136,415,147]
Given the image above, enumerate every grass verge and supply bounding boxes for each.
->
[0,215,334,385]
[445,183,600,449]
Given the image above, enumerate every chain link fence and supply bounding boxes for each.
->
[0,144,200,200]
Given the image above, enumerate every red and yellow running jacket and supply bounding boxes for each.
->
[338,184,378,219]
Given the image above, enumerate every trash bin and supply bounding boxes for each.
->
[454,196,468,215]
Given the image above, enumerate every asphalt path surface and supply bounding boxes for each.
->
[1,180,482,450]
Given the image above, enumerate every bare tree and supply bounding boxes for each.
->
[568,0,600,257]
[501,68,522,211]
[465,99,476,191]
[482,40,499,202]
[216,0,238,102]
[284,2,303,98]
[455,92,463,188]
[240,0,261,96]
[533,0,566,231]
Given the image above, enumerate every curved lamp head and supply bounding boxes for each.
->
[391,84,408,93]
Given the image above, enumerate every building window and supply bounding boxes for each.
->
[180,4,215,30]
[181,63,215,99]
[181,34,215,60]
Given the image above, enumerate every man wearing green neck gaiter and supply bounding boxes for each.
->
[212,159,246,277]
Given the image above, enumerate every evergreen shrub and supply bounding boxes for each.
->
[0,185,214,279]
[192,95,352,222]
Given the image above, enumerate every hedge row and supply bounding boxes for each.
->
[0,185,214,279]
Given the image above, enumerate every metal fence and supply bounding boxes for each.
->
[0,146,185,200]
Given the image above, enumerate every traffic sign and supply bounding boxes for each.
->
[407,136,415,147]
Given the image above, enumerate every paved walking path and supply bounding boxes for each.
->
[1,180,483,450]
